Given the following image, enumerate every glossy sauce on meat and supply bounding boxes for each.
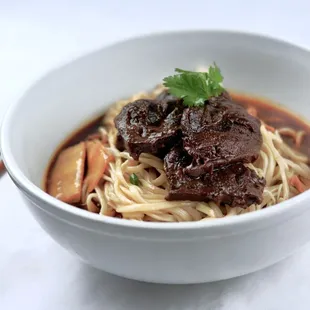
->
[181,95,262,176]
[115,98,183,159]
[165,146,265,207]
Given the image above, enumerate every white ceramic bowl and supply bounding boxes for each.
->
[2,31,310,284]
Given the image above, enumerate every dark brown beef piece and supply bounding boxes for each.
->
[164,147,265,208]
[181,94,262,176]
[114,99,183,159]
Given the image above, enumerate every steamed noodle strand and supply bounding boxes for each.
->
[84,88,310,221]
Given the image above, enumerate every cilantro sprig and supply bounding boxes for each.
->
[162,63,224,107]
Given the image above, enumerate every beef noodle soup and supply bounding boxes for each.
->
[44,66,310,222]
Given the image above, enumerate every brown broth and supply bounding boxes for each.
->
[63,115,103,148]
[231,93,310,157]
[44,93,310,191]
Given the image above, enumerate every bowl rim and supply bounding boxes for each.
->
[1,29,310,231]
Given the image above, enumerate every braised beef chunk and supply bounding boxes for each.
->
[181,96,262,176]
[114,99,183,159]
[164,147,265,208]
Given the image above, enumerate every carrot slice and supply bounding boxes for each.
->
[289,175,307,193]
[48,142,86,203]
[247,107,258,117]
[87,132,102,141]
[83,140,110,198]
[265,124,275,133]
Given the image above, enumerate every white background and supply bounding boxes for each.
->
[1,1,310,309]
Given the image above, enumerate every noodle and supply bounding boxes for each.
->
[84,88,310,222]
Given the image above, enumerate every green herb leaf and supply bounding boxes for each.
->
[163,63,224,107]
[130,173,139,186]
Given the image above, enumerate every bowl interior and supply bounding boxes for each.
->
[3,31,310,189]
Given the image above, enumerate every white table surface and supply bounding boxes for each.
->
[1,1,310,309]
